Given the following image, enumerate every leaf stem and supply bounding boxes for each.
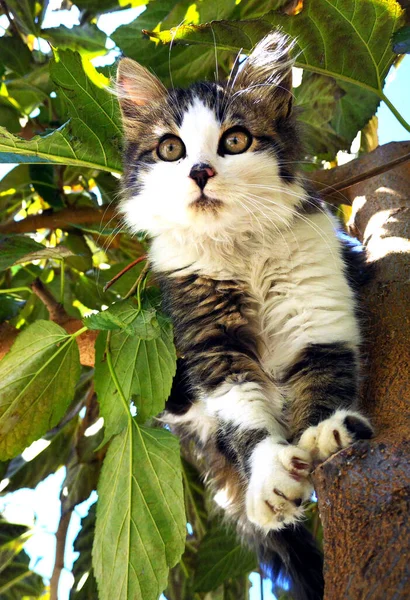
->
[60,258,65,304]
[70,326,88,339]
[380,92,410,134]
[0,286,32,295]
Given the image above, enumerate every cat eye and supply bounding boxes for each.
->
[157,135,185,162]
[219,127,252,155]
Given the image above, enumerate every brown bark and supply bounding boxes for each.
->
[0,205,118,234]
[306,141,410,205]
[0,280,97,366]
[312,143,410,599]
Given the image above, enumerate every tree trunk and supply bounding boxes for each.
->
[312,142,410,600]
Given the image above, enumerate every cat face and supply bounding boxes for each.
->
[117,33,302,240]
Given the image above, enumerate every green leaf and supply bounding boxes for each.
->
[5,0,37,35]
[64,233,93,272]
[0,36,32,76]
[0,520,44,598]
[29,164,64,208]
[150,0,404,98]
[42,24,108,54]
[1,419,77,494]
[0,320,81,460]
[331,81,380,147]
[0,123,121,172]
[194,525,257,592]
[93,422,185,600]
[85,300,160,338]
[49,49,122,170]
[13,245,74,265]
[94,309,176,438]
[113,31,232,88]
[74,0,145,16]
[0,520,29,549]
[392,24,410,53]
[0,549,45,598]
[295,73,345,155]
[0,296,25,324]
[0,50,122,172]
[0,235,44,271]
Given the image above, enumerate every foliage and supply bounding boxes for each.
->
[0,0,407,599]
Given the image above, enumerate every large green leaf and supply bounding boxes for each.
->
[1,419,77,494]
[29,164,64,208]
[0,50,122,172]
[93,422,186,600]
[0,123,121,172]
[0,36,32,76]
[112,1,234,87]
[5,0,37,35]
[0,519,44,598]
[85,301,160,337]
[392,24,410,53]
[331,80,380,145]
[148,0,405,105]
[0,549,45,598]
[0,234,74,272]
[41,24,108,54]
[295,73,346,155]
[0,235,44,271]
[0,320,81,460]
[74,0,146,16]
[49,49,122,168]
[94,304,176,439]
[194,525,257,592]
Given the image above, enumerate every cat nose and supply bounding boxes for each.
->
[189,163,216,190]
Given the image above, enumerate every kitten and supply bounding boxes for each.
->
[115,32,373,600]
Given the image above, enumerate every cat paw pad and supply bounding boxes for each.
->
[298,410,373,461]
[245,438,313,531]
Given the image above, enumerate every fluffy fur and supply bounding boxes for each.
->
[116,32,373,600]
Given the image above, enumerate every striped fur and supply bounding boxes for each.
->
[117,32,373,600]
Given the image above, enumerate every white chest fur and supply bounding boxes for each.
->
[150,210,360,379]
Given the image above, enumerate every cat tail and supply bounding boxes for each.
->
[251,523,324,600]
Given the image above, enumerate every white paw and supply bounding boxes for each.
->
[298,409,373,462]
[245,437,313,532]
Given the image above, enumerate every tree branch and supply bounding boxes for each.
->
[49,508,73,600]
[0,206,118,234]
[31,279,69,324]
[306,141,410,206]
[0,0,23,41]
[0,282,97,366]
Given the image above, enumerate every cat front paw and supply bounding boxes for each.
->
[298,409,373,462]
[245,437,313,531]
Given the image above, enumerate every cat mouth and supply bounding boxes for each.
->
[190,193,224,212]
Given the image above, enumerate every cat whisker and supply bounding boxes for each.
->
[237,192,294,262]
[246,183,336,230]
[246,190,337,263]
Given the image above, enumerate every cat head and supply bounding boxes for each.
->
[116,32,302,241]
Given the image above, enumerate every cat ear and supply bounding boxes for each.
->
[115,58,167,132]
[234,32,295,118]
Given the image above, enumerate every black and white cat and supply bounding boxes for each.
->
[115,32,373,600]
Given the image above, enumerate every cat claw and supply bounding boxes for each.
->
[246,438,313,531]
[298,409,373,462]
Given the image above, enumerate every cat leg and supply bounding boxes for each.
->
[206,381,313,531]
[160,273,313,530]
[282,342,373,462]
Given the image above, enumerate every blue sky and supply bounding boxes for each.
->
[0,2,409,599]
